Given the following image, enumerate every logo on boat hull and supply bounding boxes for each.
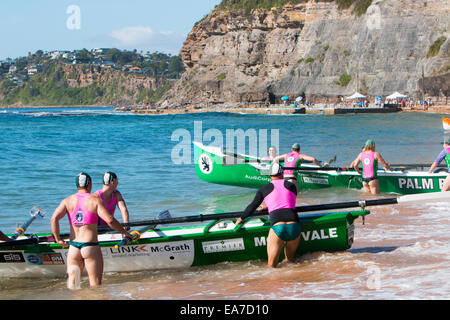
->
[199,154,213,174]
[0,252,25,263]
[398,178,445,190]
[202,238,245,253]
[25,253,65,265]
[254,228,339,247]
[301,176,329,185]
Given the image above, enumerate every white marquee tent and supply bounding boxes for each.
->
[345,92,366,100]
[386,91,407,100]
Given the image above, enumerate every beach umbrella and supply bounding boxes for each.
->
[281,96,289,101]
[295,96,303,102]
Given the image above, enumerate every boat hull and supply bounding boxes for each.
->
[194,142,448,195]
[0,210,367,278]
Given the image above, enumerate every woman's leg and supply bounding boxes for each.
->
[368,179,380,194]
[81,245,104,288]
[267,228,285,268]
[66,245,84,290]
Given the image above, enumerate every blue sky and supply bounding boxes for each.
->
[0,0,222,59]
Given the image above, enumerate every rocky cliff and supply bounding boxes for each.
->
[160,0,450,108]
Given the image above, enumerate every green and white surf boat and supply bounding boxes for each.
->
[0,209,368,278]
[2,191,447,278]
[193,142,448,195]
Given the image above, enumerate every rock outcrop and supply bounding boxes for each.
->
[160,0,450,108]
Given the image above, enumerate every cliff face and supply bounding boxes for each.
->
[161,0,450,107]
[0,64,167,107]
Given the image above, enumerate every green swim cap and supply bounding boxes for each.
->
[76,172,91,188]
[365,139,375,147]
[291,143,300,150]
[103,172,117,185]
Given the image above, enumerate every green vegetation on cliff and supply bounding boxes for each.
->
[0,49,185,106]
[218,0,372,16]
[427,36,446,58]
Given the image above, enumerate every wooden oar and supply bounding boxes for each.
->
[323,155,337,167]
[0,223,123,248]
[295,191,450,212]
[283,166,353,172]
[222,149,270,164]
[223,149,337,166]
[10,206,46,240]
[114,210,171,248]
[389,163,443,168]
[94,191,450,229]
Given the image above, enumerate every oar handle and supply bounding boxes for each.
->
[114,232,139,249]
[114,210,171,248]
[283,166,352,172]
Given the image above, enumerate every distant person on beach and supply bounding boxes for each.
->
[236,163,300,268]
[350,140,392,194]
[0,231,11,241]
[93,172,130,227]
[273,143,322,193]
[50,172,132,289]
[428,138,450,191]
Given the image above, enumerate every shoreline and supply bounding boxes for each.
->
[0,105,114,109]
[2,104,450,115]
[127,104,450,115]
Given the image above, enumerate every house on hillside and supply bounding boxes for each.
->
[92,48,110,55]
[102,60,116,68]
[129,66,141,72]
[49,51,62,59]
[26,65,39,75]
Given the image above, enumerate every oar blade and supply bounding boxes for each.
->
[10,206,47,240]
[30,206,46,219]
[397,191,450,204]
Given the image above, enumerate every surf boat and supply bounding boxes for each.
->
[2,190,448,278]
[0,209,368,278]
[193,142,448,195]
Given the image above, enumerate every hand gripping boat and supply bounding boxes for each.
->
[193,142,448,195]
[1,192,447,278]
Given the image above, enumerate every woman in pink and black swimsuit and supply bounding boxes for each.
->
[93,172,129,227]
[351,140,391,194]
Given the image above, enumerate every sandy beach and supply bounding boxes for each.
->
[2,104,450,115]
[124,104,450,115]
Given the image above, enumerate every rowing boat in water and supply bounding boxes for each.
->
[443,117,450,130]
[3,190,448,278]
[193,142,448,195]
[0,210,367,278]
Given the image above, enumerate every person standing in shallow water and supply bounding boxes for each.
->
[273,143,322,194]
[351,140,391,194]
[236,163,300,268]
[93,172,129,227]
[50,172,132,289]
[428,137,450,191]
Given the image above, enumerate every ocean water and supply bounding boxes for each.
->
[0,107,449,300]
